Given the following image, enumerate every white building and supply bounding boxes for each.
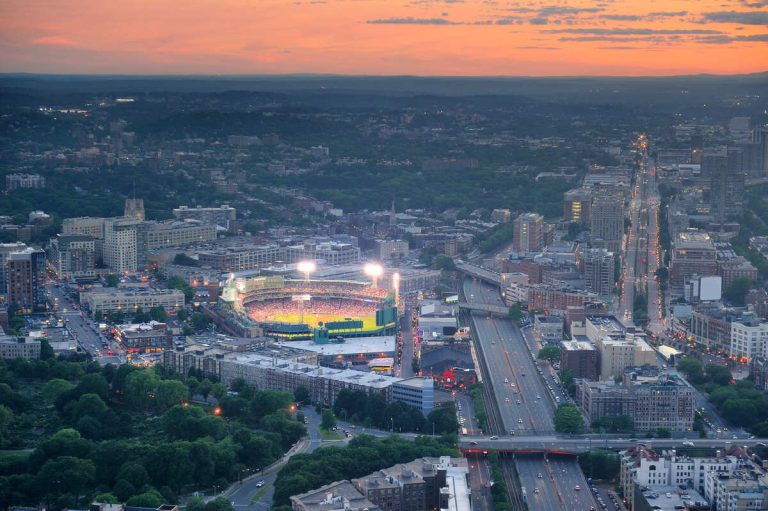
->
[730,318,768,361]
[83,288,184,314]
[103,217,141,273]
[0,336,41,360]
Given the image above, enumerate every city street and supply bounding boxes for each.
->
[47,282,126,365]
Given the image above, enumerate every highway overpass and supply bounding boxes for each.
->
[455,262,502,286]
[458,301,509,316]
[459,435,768,455]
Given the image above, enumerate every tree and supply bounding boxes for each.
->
[205,497,235,511]
[198,379,213,400]
[554,404,583,434]
[705,364,732,386]
[537,345,561,364]
[427,402,459,435]
[105,274,119,287]
[94,493,120,503]
[35,456,95,504]
[508,302,523,322]
[155,379,189,411]
[168,276,195,303]
[133,307,151,323]
[124,369,161,411]
[211,382,227,401]
[149,306,167,322]
[321,409,336,431]
[186,497,206,511]
[42,379,75,402]
[677,357,705,384]
[723,277,753,306]
[40,339,55,360]
[294,386,310,404]
[191,312,212,332]
[177,308,189,322]
[173,253,200,267]
[126,490,164,507]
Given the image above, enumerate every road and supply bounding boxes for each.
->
[463,277,599,511]
[459,435,767,452]
[47,282,126,365]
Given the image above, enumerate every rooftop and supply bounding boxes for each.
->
[276,336,396,357]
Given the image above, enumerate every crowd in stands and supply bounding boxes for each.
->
[244,281,387,301]
[246,296,378,323]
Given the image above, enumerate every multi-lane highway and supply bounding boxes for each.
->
[459,435,768,452]
[463,277,598,511]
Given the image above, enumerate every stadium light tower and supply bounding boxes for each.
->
[392,272,400,306]
[364,262,384,289]
[297,260,316,282]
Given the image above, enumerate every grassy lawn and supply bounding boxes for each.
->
[320,430,343,440]
[249,484,271,505]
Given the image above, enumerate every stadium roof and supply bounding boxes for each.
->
[276,336,396,356]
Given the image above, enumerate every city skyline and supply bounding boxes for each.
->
[1,0,767,76]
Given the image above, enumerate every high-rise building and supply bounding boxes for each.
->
[47,235,97,279]
[589,185,624,252]
[7,247,46,313]
[582,248,615,297]
[702,149,745,223]
[376,239,409,260]
[512,212,544,254]
[563,187,592,225]
[0,242,29,299]
[103,217,141,273]
[670,230,717,291]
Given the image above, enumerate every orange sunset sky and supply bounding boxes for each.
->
[0,0,766,76]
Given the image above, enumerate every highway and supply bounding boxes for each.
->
[462,276,598,511]
[459,435,768,453]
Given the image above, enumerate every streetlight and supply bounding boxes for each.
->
[297,260,316,283]
[364,263,384,289]
[390,417,394,432]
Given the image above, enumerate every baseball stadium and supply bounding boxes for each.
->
[219,275,398,340]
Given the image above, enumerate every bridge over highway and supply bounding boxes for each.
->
[459,435,768,455]
[455,262,502,286]
[458,301,509,316]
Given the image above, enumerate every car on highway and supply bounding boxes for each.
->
[533,487,540,494]
[489,435,498,440]
[256,481,265,488]
[682,441,694,447]
[537,472,542,478]
[516,400,521,404]
[505,397,510,403]
[504,378,509,383]
[517,418,523,424]
[574,485,581,491]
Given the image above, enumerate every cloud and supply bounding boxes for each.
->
[740,0,768,7]
[648,11,688,17]
[601,15,643,21]
[367,17,463,25]
[698,33,768,43]
[545,28,723,35]
[530,17,549,25]
[538,6,604,16]
[701,11,768,25]
[30,36,78,47]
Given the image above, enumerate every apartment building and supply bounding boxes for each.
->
[0,336,41,360]
[144,220,217,250]
[173,204,236,230]
[47,234,97,279]
[730,315,768,361]
[670,230,717,291]
[291,481,380,511]
[512,213,544,254]
[82,288,184,314]
[7,248,47,313]
[197,245,283,272]
[581,248,614,297]
[560,339,598,380]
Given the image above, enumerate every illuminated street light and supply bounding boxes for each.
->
[364,262,384,289]
[297,260,316,282]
